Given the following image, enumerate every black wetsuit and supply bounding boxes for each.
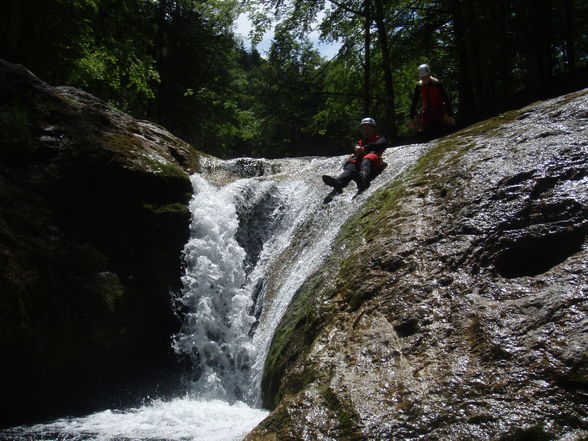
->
[332,135,388,191]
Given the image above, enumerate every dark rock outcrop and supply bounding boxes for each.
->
[248,90,588,440]
[0,59,200,427]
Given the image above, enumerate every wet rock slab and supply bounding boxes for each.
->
[248,90,588,440]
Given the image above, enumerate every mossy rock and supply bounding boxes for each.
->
[261,275,325,408]
[142,202,189,215]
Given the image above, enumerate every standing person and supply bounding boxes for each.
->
[408,64,455,138]
[322,117,387,200]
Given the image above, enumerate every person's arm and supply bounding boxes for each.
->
[364,136,387,152]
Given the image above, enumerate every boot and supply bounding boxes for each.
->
[322,175,343,193]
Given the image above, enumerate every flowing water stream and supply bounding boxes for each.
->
[1,145,426,441]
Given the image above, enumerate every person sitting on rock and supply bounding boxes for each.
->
[408,63,455,139]
[322,117,387,196]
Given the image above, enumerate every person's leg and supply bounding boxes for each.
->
[357,157,374,192]
[423,109,455,140]
[323,162,358,190]
[423,119,443,140]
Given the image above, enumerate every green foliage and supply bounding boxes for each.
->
[254,0,587,140]
[244,32,339,157]
[71,46,160,105]
[1,0,586,159]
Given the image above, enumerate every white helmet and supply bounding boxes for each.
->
[417,64,431,78]
[360,117,376,127]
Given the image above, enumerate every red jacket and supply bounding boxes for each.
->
[410,78,453,120]
[350,135,387,169]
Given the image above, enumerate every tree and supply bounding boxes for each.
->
[2,0,586,158]
[0,0,96,84]
[373,0,396,135]
[362,0,373,115]
[253,0,402,136]
[243,30,342,157]
[442,0,588,121]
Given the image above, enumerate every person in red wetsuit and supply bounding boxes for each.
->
[322,117,387,196]
[408,64,455,138]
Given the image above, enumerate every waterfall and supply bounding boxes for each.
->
[1,145,426,441]
[173,149,426,407]
[172,174,258,402]
[173,157,341,406]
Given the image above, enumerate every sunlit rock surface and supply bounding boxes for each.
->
[0,59,200,426]
[248,90,588,440]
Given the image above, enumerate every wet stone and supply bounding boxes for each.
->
[247,89,588,441]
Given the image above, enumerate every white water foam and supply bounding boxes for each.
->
[173,175,259,402]
[3,398,267,441]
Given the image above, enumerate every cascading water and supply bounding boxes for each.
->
[172,174,259,403]
[173,156,360,407]
[0,145,427,441]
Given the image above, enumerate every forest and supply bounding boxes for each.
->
[1,0,587,159]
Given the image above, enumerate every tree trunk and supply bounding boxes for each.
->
[449,0,475,118]
[374,0,396,136]
[466,1,484,113]
[363,0,372,116]
[154,0,170,121]
[526,0,553,95]
[495,1,513,102]
[563,0,576,72]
